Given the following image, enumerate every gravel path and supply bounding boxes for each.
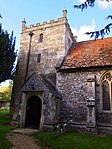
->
[7,133,40,149]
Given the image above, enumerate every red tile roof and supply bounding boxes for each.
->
[62,37,112,69]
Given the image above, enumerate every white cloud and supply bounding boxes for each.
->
[0,80,10,87]
[71,19,96,42]
[97,0,112,9]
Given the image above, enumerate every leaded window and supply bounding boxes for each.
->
[102,81,110,110]
[101,71,112,111]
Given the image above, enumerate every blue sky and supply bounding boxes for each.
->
[0,0,112,86]
[0,0,112,49]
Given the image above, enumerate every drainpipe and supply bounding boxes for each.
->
[25,31,34,81]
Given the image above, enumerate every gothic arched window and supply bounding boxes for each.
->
[101,71,112,111]
[102,81,110,110]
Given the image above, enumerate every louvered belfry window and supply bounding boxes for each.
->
[101,72,112,111]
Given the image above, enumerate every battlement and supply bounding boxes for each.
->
[22,17,68,33]
[22,8,68,33]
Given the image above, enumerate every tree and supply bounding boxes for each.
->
[0,19,17,83]
[0,80,13,100]
[74,0,112,39]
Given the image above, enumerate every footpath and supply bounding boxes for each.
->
[7,128,40,149]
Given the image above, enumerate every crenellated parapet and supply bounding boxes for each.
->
[21,8,75,42]
[22,17,68,32]
[21,8,69,32]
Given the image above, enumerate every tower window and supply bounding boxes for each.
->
[39,34,43,42]
[37,54,41,63]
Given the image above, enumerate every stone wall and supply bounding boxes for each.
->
[57,68,112,129]
[57,71,88,124]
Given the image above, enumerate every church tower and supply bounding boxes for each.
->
[13,8,74,93]
[11,9,75,129]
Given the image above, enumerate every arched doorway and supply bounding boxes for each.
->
[25,95,42,129]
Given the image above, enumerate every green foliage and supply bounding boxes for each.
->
[0,110,12,149]
[34,131,112,149]
[0,80,13,100]
[0,23,17,83]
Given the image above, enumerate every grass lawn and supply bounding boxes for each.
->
[1,110,112,149]
[34,130,112,149]
[0,110,12,149]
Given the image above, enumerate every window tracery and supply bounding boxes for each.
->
[101,71,112,111]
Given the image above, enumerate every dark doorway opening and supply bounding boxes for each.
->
[25,96,42,129]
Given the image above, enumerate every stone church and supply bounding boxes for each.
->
[11,9,112,133]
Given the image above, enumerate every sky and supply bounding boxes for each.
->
[0,0,112,49]
[0,0,112,85]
